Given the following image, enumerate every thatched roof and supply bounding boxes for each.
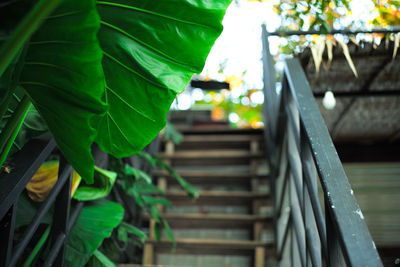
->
[299,40,400,142]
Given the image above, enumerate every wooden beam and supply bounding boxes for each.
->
[147,238,272,250]
[143,213,272,229]
[190,80,229,90]
[158,150,264,159]
[165,190,270,206]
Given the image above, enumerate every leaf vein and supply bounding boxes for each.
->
[105,113,135,146]
[97,1,213,30]
[102,52,164,89]
[106,86,155,123]
[100,21,197,71]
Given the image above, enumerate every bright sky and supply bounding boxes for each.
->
[200,0,280,89]
[174,0,378,110]
[200,0,377,89]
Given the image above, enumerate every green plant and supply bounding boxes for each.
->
[2,0,230,265]
[0,0,231,184]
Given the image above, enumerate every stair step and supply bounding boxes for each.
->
[148,238,273,256]
[153,170,267,177]
[166,190,270,205]
[159,150,263,159]
[172,135,264,151]
[144,213,272,228]
[175,126,264,135]
[153,170,268,186]
[179,135,263,143]
[159,151,264,167]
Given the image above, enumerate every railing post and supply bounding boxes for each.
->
[0,203,17,266]
[48,155,72,266]
[262,24,279,137]
[300,125,321,267]
[325,201,346,267]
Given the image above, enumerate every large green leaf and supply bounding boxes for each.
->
[17,0,106,183]
[95,0,231,156]
[65,200,124,267]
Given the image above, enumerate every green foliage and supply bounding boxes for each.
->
[65,200,124,267]
[117,222,147,244]
[273,0,351,32]
[16,0,106,183]
[370,0,400,26]
[0,0,231,184]
[73,166,117,201]
[88,250,116,267]
[125,164,152,184]
[136,151,199,199]
[16,192,52,228]
[94,0,231,158]
[1,0,231,264]
[163,121,183,145]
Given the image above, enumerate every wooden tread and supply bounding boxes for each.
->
[159,150,265,167]
[152,170,267,178]
[166,190,270,205]
[152,170,268,186]
[175,126,264,135]
[148,238,273,256]
[178,135,263,142]
[159,150,264,159]
[143,213,272,229]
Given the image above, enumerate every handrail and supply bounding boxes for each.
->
[262,27,383,266]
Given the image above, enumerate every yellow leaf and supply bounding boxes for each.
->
[26,161,81,202]
[338,41,358,78]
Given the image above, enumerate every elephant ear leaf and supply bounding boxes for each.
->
[18,0,106,183]
[95,0,232,157]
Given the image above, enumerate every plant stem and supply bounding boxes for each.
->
[0,0,62,77]
[22,226,51,267]
[0,96,32,167]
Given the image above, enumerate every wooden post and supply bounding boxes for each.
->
[255,246,266,267]
[144,140,174,265]
[142,243,154,266]
[251,139,265,267]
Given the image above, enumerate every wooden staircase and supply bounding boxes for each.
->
[143,127,274,267]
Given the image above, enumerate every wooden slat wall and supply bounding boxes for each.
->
[344,163,400,248]
[318,163,400,248]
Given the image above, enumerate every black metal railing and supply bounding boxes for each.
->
[0,134,80,267]
[262,25,383,266]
